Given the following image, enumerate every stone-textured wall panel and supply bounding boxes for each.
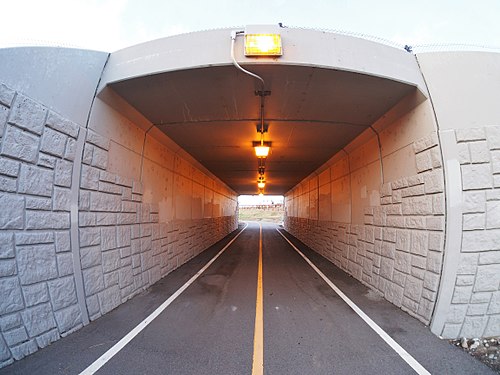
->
[0,82,238,368]
[285,132,445,325]
[0,84,83,368]
[440,126,500,338]
[76,104,237,321]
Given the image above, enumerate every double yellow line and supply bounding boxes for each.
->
[251,223,264,375]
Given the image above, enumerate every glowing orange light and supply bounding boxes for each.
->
[254,145,270,158]
[245,34,282,56]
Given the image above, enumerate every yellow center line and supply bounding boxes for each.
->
[252,223,264,375]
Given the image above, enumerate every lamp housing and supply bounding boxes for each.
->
[254,146,270,158]
[253,141,272,158]
[244,34,282,56]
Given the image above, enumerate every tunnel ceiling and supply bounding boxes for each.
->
[110,64,415,195]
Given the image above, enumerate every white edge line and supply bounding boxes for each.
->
[80,224,248,375]
[276,229,431,375]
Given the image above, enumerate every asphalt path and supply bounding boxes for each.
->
[1,222,495,374]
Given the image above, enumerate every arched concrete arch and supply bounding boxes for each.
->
[94,25,428,196]
[0,26,499,367]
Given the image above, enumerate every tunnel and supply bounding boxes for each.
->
[0,25,500,372]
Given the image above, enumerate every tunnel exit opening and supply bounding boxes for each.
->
[238,195,284,224]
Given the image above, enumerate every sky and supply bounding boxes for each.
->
[1,0,499,52]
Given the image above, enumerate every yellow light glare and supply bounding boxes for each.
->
[254,145,270,158]
[257,181,266,189]
[245,34,282,56]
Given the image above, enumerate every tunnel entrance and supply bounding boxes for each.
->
[99,25,426,197]
[96,26,451,337]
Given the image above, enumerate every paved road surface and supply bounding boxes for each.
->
[1,222,495,374]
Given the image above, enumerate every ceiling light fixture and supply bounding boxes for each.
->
[254,145,269,158]
[257,174,266,189]
[253,141,271,158]
[258,158,266,175]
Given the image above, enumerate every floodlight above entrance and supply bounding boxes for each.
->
[244,34,283,56]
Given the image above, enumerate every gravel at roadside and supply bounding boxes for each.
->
[451,337,500,373]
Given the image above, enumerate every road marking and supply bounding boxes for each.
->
[276,229,432,375]
[79,224,248,375]
[252,223,264,375]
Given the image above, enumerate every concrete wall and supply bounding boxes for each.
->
[0,48,238,368]
[284,91,446,326]
[418,52,500,339]
[284,51,500,339]
[0,47,107,126]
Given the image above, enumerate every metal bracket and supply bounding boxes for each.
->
[256,124,269,133]
[255,90,271,97]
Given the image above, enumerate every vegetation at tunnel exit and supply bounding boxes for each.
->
[238,204,284,224]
